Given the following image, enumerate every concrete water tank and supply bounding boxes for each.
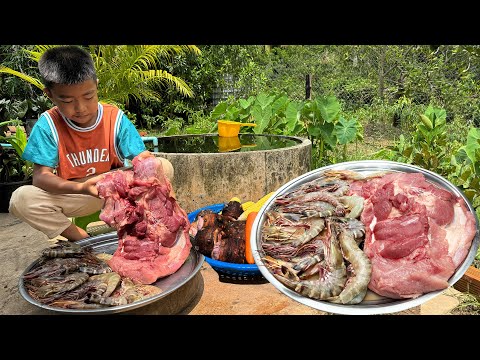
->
[152,133,312,213]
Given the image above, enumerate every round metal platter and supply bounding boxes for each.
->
[19,232,204,314]
[251,160,480,315]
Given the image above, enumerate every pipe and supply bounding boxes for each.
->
[141,136,158,152]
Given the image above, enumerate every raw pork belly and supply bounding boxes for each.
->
[350,172,476,299]
[97,152,191,284]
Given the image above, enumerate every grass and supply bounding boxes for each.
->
[345,121,403,161]
[451,292,480,315]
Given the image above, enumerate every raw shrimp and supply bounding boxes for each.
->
[41,241,87,258]
[277,191,346,217]
[329,226,371,304]
[262,216,325,247]
[26,272,90,303]
[278,177,350,199]
[266,220,347,300]
[338,195,365,219]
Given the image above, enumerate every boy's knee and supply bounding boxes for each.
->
[8,185,32,216]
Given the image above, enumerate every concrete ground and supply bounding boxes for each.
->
[0,212,462,315]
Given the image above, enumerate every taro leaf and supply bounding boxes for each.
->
[210,102,228,120]
[252,104,272,134]
[424,106,446,125]
[225,105,241,120]
[316,96,340,123]
[271,95,288,116]
[255,92,275,110]
[334,117,358,145]
[464,128,480,173]
[239,97,254,110]
[308,122,336,149]
[240,114,253,123]
[308,124,321,137]
[284,102,301,134]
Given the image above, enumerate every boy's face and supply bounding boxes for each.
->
[44,79,99,128]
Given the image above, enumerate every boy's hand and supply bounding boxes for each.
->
[80,174,106,198]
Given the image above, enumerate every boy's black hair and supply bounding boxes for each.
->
[38,45,97,89]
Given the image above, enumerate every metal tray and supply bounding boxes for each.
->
[19,232,204,314]
[251,160,480,315]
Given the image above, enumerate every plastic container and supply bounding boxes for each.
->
[217,120,256,137]
[188,203,264,281]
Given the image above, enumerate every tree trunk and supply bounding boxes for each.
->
[305,74,312,100]
[378,47,386,100]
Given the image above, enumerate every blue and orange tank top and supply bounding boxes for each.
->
[45,103,124,179]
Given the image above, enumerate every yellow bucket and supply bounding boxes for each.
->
[218,120,256,137]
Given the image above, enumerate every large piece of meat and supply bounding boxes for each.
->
[349,172,476,299]
[96,152,191,284]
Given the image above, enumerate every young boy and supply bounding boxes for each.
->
[9,45,174,242]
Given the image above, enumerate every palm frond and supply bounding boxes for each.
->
[143,69,194,97]
[2,45,200,108]
[0,66,44,90]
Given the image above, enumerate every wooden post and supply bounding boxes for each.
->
[305,74,312,100]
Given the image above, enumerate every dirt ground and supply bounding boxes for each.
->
[0,212,464,316]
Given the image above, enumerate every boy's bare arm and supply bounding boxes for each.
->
[32,164,104,198]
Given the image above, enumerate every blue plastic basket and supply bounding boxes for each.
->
[188,203,264,281]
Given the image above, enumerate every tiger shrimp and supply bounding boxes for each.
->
[262,212,325,247]
[276,189,346,217]
[278,176,350,199]
[328,221,371,305]
[323,169,388,181]
[48,300,106,309]
[267,220,347,300]
[103,278,162,305]
[262,237,324,262]
[338,195,365,219]
[25,272,90,303]
[41,241,87,258]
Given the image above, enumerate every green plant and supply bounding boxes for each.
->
[0,120,33,182]
[302,95,363,168]
[1,45,200,110]
[0,95,51,124]
[373,105,449,170]
[209,92,363,169]
[474,247,480,269]
[451,292,480,315]
[445,126,480,218]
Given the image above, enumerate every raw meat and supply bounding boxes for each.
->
[97,152,191,284]
[349,171,476,299]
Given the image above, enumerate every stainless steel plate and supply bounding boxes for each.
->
[19,232,204,314]
[251,160,480,315]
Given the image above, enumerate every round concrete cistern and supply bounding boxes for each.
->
[151,133,312,213]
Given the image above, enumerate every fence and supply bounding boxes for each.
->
[214,45,480,128]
